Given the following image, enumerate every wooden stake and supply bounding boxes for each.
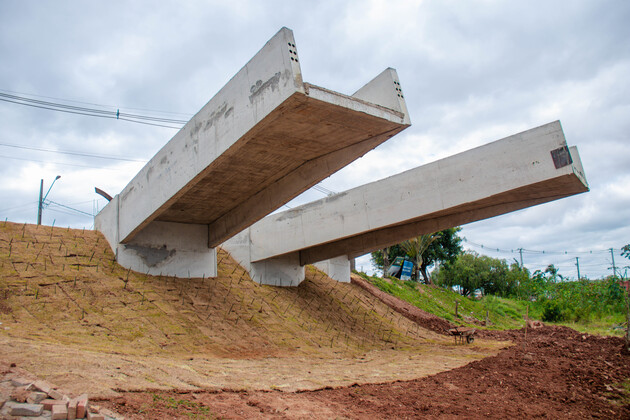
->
[524,304,529,346]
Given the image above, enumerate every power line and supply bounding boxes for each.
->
[0,153,140,170]
[46,200,93,217]
[0,88,194,118]
[463,237,612,256]
[0,201,38,214]
[0,142,147,163]
[0,92,189,123]
[0,92,186,129]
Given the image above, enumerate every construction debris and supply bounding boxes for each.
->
[0,367,122,419]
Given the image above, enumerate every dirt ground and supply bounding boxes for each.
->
[97,326,630,419]
[0,334,500,398]
[0,222,505,405]
[3,223,630,418]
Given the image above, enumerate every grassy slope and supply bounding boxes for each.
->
[363,273,626,336]
[364,274,532,330]
[0,222,441,359]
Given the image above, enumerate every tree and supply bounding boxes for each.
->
[371,244,403,276]
[401,233,441,282]
[434,251,525,297]
[434,252,484,296]
[507,261,530,299]
[419,228,463,283]
[370,227,463,283]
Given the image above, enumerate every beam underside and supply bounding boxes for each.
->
[124,93,405,246]
[284,174,588,265]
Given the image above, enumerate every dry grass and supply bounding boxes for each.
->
[0,221,440,359]
[0,222,505,397]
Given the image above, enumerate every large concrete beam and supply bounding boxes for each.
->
[95,27,410,277]
[223,121,589,285]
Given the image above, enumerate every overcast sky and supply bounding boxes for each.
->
[1,0,628,279]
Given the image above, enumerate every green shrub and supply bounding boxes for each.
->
[541,300,563,322]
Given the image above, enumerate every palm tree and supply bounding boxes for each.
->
[401,232,442,283]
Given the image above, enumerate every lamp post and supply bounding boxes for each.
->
[37,175,61,225]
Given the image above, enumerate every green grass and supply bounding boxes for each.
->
[150,394,217,419]
[366,275,529,330]
[558,316,626,337]
[363,274,627,335]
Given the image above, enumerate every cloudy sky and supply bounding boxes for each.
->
[1,0,628,279]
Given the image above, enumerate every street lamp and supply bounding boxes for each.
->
[37,175,61,225]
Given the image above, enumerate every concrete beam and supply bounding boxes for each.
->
[95,27,410,278]
[223,121,589,285]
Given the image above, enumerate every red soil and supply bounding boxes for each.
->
[98,326,630,419]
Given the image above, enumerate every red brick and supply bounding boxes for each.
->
[33,380,52,394]
[76,398,87,418]
[67,399,77,420]
[48,388,66,400]
[27,391,48,404]
[86,411,104,420]
[10,377,31,387]
[41,399,68,411]
[52,402,68,420]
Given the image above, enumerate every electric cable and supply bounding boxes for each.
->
[0,142,148,162]
[0,153,140,170]
[46,200,93,217]
[0,93,185,129]
[0,88,193,117]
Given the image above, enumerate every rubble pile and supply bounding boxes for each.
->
[0,368,122,420]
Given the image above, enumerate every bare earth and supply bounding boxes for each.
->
[2,223,629,418]
[0,334,500,397]
[96,326,630,419]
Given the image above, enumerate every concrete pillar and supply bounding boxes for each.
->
[314,256,352,283]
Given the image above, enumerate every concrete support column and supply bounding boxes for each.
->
[223,229,305,286]
[314,255,351,283]
[250,253,304,287]
[95,200,216,278]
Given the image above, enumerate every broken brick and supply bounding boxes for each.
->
[33,380,53,394]
[52,402,69,420]
[10,377,31,387]
[76,398,87,418]
[48,388,66,400]
[42,398,68,411]
[68,398,77,420]
[7,401,44,416]
[86,411,104,420]
[28,391,48,404]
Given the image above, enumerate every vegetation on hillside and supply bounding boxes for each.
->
[0,221,441,359]
[357,272,530,330]
[371,227,462,283]
[363,231,629,336]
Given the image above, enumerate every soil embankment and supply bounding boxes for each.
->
[0,222,500,398]
[99,326,630,419]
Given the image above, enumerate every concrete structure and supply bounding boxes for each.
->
[95,27,410,277]
[223,121,589,286]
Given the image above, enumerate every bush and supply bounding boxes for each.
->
[541,300,563,322]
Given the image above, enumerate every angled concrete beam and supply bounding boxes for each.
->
[95,27,410,277]
[223,121,589,285]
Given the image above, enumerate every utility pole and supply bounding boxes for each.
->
[611,248,618,278]
[37,175,61,225]
[37,179,44,225]
[518,248,524,268]
[575,257,581,280]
